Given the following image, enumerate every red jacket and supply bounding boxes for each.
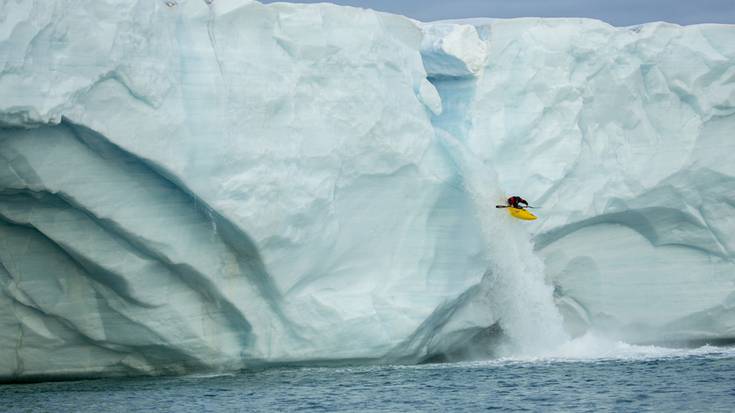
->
[507,196,528,208]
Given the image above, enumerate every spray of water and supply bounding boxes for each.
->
[433,134,728,362]
[437,131,569,356]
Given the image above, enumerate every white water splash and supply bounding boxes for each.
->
[438,131,569,356]
[492,332,735,364]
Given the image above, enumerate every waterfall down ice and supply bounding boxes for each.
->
[1,0,734,380]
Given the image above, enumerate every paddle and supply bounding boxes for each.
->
[495,205,541,209]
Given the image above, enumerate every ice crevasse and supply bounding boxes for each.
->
[0,0,734,380]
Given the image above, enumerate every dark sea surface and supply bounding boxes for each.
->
[2,346,735,412]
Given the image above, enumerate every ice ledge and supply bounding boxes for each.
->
[419,23,487,78]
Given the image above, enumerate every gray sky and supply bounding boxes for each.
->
[259,0,735,26]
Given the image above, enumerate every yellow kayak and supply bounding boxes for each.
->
[508,207,537,221]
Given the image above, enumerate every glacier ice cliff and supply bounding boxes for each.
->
[0,0,734,380]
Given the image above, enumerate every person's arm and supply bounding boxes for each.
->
[520,199,529,206]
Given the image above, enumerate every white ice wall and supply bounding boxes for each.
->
[0,0,495,380]
[456,18,735,343]
[1,0,734,381]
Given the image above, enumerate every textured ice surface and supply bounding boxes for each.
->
[460,18,735,344]
[1,0,734,380]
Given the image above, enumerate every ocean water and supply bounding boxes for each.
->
[2,345,734,412]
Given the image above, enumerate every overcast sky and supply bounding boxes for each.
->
[259,0,735,26]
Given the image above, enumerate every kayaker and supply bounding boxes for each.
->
[507,196,529,209]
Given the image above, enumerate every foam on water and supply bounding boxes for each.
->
[319,341,735,374]
[491,333,735,364]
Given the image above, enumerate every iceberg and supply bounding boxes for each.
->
[0,0,734,380]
